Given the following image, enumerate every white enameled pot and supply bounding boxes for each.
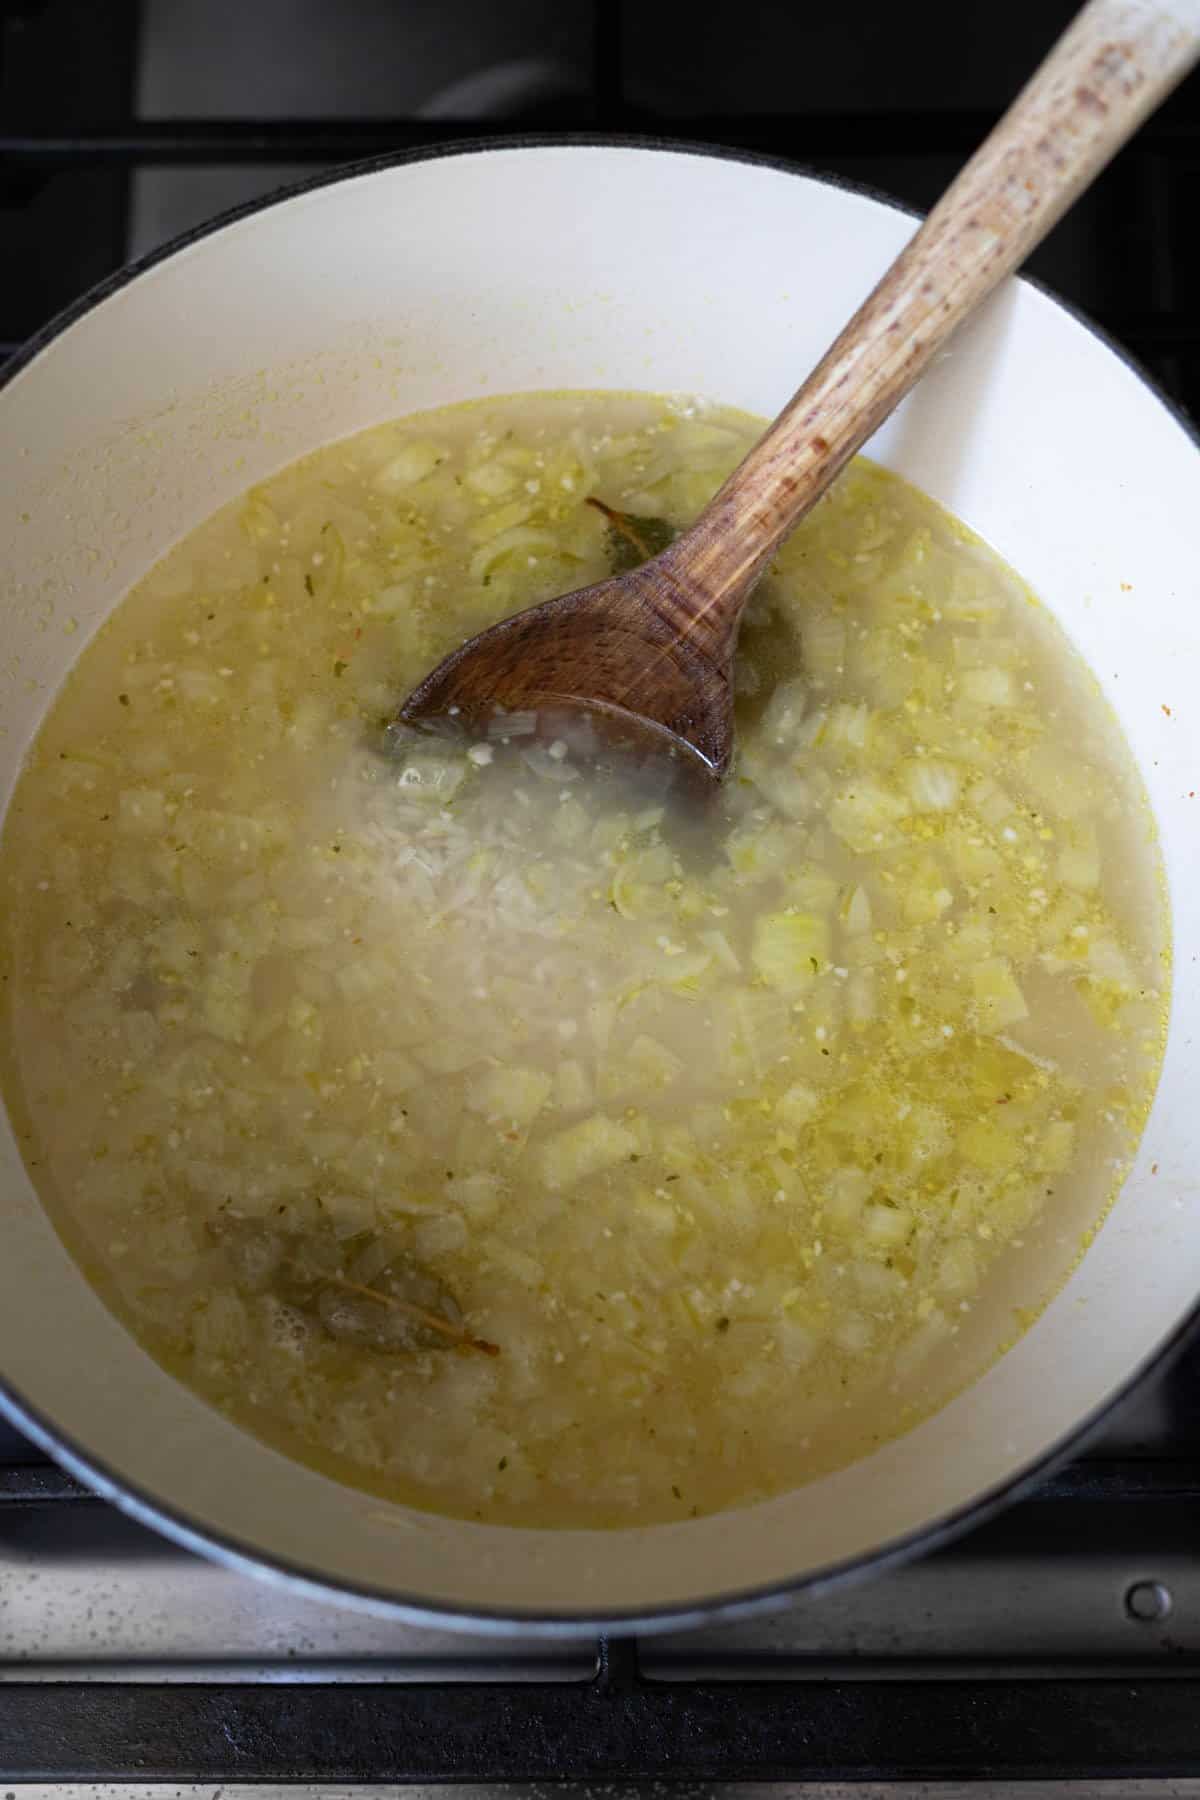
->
[1,141,1197,1634]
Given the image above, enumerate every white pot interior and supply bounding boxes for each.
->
[0,143,1197,1628]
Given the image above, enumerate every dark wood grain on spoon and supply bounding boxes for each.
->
[400,0,1199,780]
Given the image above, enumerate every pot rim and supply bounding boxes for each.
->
[0,129,1196,1638]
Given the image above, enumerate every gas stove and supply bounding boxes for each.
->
[3,0,1200,1786]
[3,1341,1200,1785]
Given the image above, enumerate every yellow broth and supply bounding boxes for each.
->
[0,392,1168,1527]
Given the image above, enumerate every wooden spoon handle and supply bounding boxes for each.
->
[669,0,1200,625]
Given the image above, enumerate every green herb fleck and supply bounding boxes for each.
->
[333,659,348,678]
[586,496,677,575]
[304,573,315,596]
[716,1316,731,1334]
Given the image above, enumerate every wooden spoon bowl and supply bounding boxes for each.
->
[399,548,743,778]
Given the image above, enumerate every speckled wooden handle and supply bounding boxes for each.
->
[668,0,1200,627]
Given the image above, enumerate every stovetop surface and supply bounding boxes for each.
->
[3,0,1200,1786]
[2,1334,1200,1679]
[2,1280,1198,1787]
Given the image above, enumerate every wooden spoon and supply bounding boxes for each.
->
[400,0,1199,780]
